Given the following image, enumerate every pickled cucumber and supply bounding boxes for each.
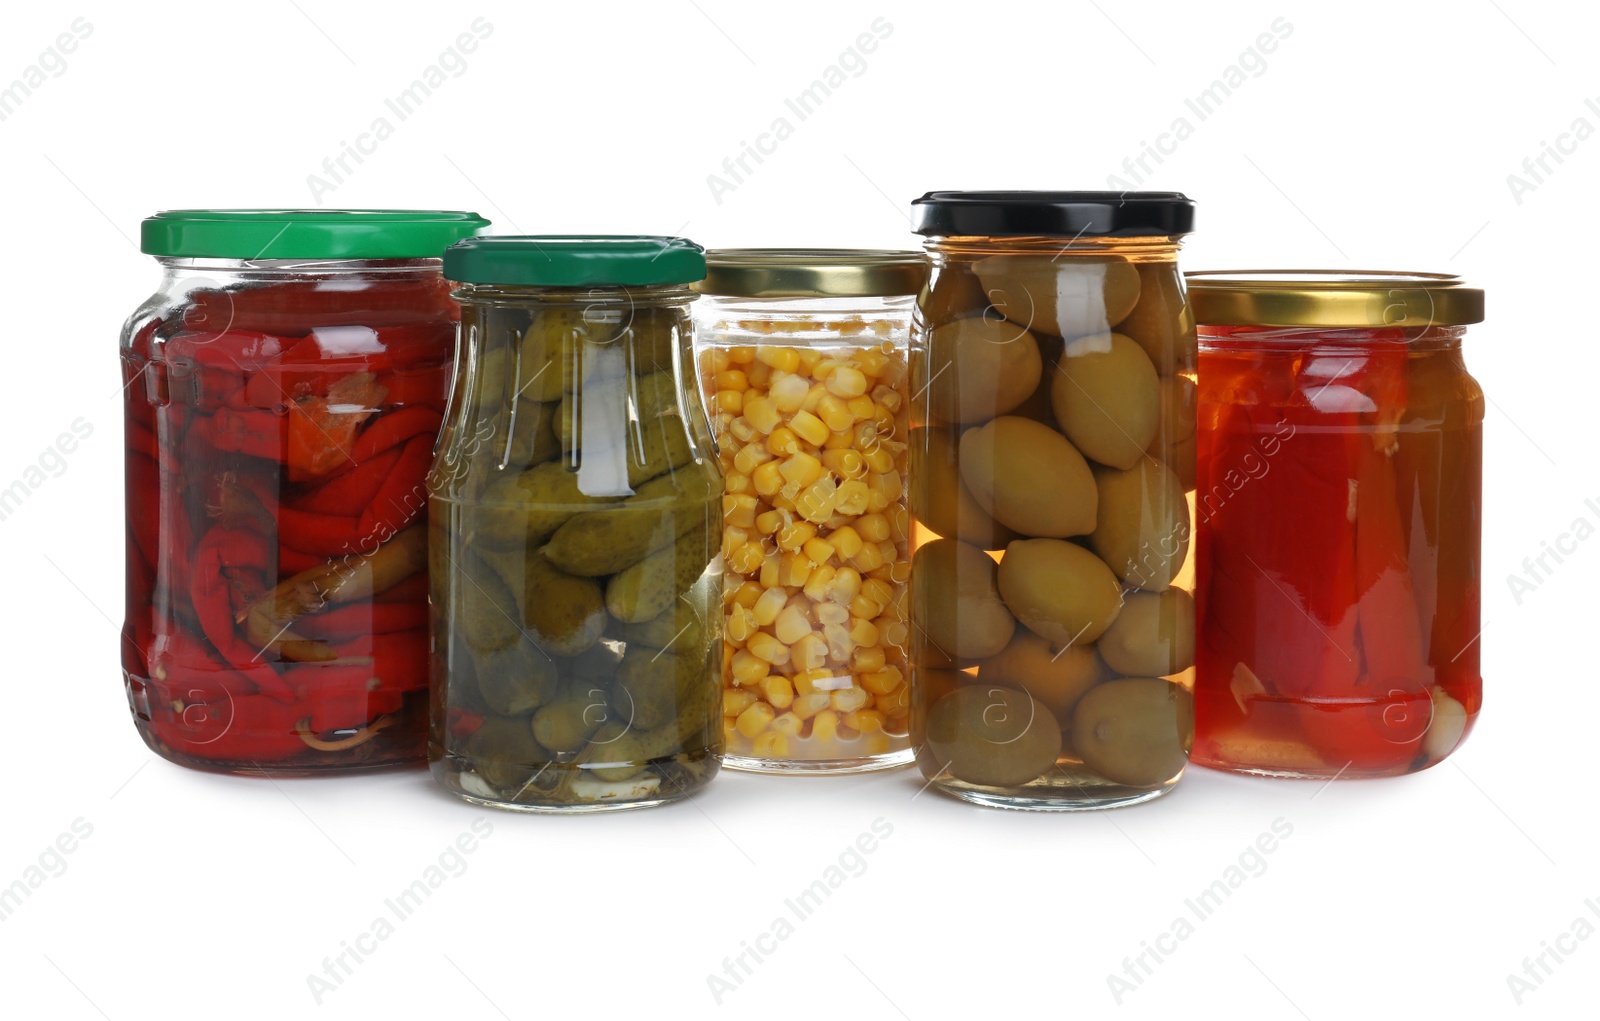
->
[473,640,561,715]
[531,684,610,754]
[504,552,608,656]
[469,716,547,790]
[543,468,717,576]
[476,461,625,550]
[507,398,561,466]
[605,524,717,624]
[454,549,524,653]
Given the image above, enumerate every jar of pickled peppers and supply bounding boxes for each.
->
[907,191,1198,809]
[691,249,924,773]
[1188,271,1485,778]
[429,236,723,812]
[120,209,488,773]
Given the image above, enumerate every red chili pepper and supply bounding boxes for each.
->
[289,444,402,516]
[187,525,294,702]
[373,364,451,409]
[373,573,429,604]
[209,407,290,461]
[350,407,444,462]
[278,545,327,575]
[285,662,395,734]
[336,628,430,693]
[283,373,387,481]
[355,434,432,543]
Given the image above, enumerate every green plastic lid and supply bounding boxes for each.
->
[141,209,490,260]
[443,236,706,287]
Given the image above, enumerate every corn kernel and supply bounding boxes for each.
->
[811,709,842,741]
[750,461,784,498]
[775,519,816,552]
[802,565,835,602]
[724,688,759,716]
[770,712,803,736]
[852,646,886,673]
[827,366,869,398]
[822,429,854,450]
[828,567,862,604]
[725,470,753,495]
[879,619,909,649]
[855,347,890,376]
[831,687,871,713]
[861,578,895,610]
[729,541,766,575]
[743,395,781,434]
[793,632,829,671]
[794,478,840,523]
[722,526,748,560]
[724,493,758,529]
[729,416,757,443]
[792,669,834,697]
[862,442,895,474]
[754,508,786,535]
[860,731,893,756]
[727,606,757,643]
[760,674,796,710]
[781,551,813,587]
[778,452,824,488]
[847,395,876,422]
[773,604,812,645]
[752,586,789,626]
[876,684,910,716]
[814,601,850,626]
[732,443,773,475]
[756,346,801,373]
[746,360,771,388]
[817,395,854,432]
[736,701,777,737]
[855,512,891,543]
[793,692,834,720]
[844,709,886,734]
[747,632,791,666]
[848,616,881,648]
[751,730,790,758]
[802,537,836,565]
[789,409,830,446]
[715,369,749,392]
[833,479,870,516]
[861,665,903,695]
[731,648,770,684]
[765,426,802,457]
[728,345,756,364]
[823,622,854,660]
[759,551,780,588]
[821,448,867,479]
[733,581,764,609]
[769,372,810,412]
[715,389,744,415]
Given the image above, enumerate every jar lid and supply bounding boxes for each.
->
[1187,270,1485,328]
[141,209,489,259]
[444,235,706,287]
[910,191,1195,238]
[697,249,927,298]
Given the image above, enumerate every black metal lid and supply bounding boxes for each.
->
[910,190,1195,238]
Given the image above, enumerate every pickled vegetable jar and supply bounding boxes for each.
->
[120,209,487,774]
[692,249,924,773]
[429,236,723,812]
[1188,271,1485,778]
[907,191,1198,810]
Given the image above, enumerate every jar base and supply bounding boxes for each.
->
[923,769,1181,811]
[721,747,915,775]
[430,753,717,813]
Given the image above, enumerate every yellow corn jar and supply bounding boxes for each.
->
[692,250,925,772]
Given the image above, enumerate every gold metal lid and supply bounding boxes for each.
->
[1186,270,1484,328]
[696,249,927,298]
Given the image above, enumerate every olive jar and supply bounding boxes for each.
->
[691,249,925,773]
[1188,271,1485,778]
[907,191,1198,810]
[428,236,724,812]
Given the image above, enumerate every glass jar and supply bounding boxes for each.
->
[1188,271,1485,778]
[428,236,723,812]
[120,209,487,775]
[691,249,925,773]
[907,191,1198,810]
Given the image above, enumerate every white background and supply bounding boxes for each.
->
[0,1,1591,1018]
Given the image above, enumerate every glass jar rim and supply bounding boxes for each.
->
[696,248,926,298]
[1187,269,1484,328]
[141,209,488,260]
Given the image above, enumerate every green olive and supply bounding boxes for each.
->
[909,426,1017,550]
[910,538,1015,660]
[923,685,1062,788]
[1096,588,1195,677]
[995,538,1123,646]
[978,629,1106,721]
[1090,459,1190,590]
[972,255,1141,340]
[1070,677,1192,787]
[919,263,990,323]
[922,316,1042,423]
[1050,332,1161,470]
[958,416,1097,538]
[1115,262,1197,375]
[1154,375,1196,444]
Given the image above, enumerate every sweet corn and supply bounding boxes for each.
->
[701,338,912,763]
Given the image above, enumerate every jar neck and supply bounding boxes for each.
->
[923,235,1186,261]
[451,283,699,309]
[1198,323,1467,352]
[154,257,444,288]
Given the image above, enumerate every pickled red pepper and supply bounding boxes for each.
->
[124,280,453,768]
[1197,328,1453,770]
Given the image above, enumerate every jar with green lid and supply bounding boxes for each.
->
[692,250,924,773]
[120,209,488,775]
[429,236,724,811]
